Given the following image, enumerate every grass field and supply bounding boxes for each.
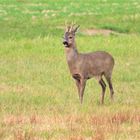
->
[0,0,140,140]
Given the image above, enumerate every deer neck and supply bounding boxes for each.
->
[65,43,79,63]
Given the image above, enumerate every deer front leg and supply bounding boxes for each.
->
[79,79,86,104]
[75,79,80,99]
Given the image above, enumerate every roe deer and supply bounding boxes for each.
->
[63,24,115,104]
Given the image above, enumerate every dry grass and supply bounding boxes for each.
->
[0,83,30,93]
[0,110,140,140]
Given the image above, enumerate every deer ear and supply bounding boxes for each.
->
[73,25,80,33]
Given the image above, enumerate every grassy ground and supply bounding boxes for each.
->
[0,0,140,140]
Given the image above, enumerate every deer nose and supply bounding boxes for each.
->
[63,41,68,45]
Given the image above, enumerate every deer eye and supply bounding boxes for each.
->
[69,36,72,39]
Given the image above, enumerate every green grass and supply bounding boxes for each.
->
[0,0,140,39]
[0,0,140,140]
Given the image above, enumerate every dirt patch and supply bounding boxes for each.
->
[83,29,116,36]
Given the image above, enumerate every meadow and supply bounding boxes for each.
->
[0,0,140,139]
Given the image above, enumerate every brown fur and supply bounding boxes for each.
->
[63,24,114,104]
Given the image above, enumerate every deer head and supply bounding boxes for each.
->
[63,24,80,48]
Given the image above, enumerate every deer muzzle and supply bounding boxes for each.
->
[63,41,69,47]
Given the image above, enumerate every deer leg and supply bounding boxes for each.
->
[105,77,114,101]
[99,78,106,104]
[75,79,80,99]
[79,79,86,104]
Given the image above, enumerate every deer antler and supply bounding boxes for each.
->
[65,21,78,32]
[69,21,76,32]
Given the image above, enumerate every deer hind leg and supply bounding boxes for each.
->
[99,78,106,104]
[104,74,114,101]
